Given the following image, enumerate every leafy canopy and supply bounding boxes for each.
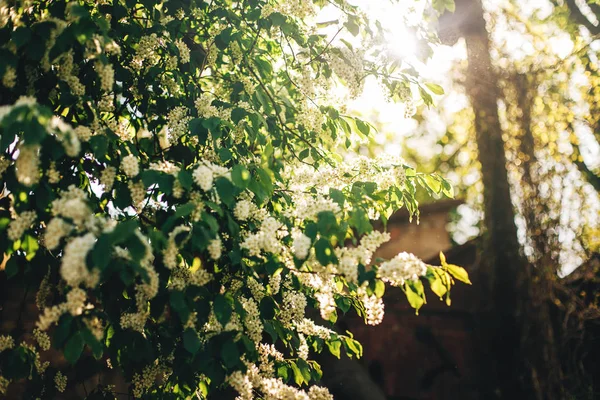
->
[0,0,465,398]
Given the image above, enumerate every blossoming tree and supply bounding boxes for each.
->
[0,0,467,398]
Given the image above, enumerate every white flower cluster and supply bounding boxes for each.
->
[258,343,283,376]
[7,210,37,241]
[296,106,324,135]
[207,237,222,260]
[329,47,365,98]
[291,195,341,222]
[195,94,229,119]
[95,61,114,91]
[74,125,93,142]
[47,161,61,183]
[132,33,164,71]
[358,286,385,326]
[279,290,307,326]
[2,66,16,88]
[37,288,87,331]
[60,233,99,288]
[228,371,253,400]
[377,252,428,287]
[287,154,406,198]
[100,166,116,192]
[149,160,180,175]
[128,180,146,208]
[33,328,51,351]
[54,371,67,393]
[241,216,287,257]
[241,297,263,343]
[272,0,316,19]
[174,38,190,64]
[163,225,191,269]
[192,160,230,191]
[167,106,191,141]
[298,333,309,359]
[15,143,40,186]
[131,362,171,397]
[234,199,260,221]
[57,51,85,95]
[51,116,81,157]
[295,318,335,340]
[0,335,14,352]
[51,185,91,228]
[269,273,282,295]
[335,230,391,282]
[228,361,333,400]
[292,231,312,260]
[121,154,139,177]
[248,277,265,302]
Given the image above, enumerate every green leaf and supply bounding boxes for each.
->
[441,179,454,198]
[215,177,235,207]
[214,294,233,327]
[90,135,108,159]
[4,257,18,278]
[445,264,471,285]
[231,165,251,189]
[343,337,363,358]
[183,328,201,354]
[315,238,336,266]
[12,27,32,48]
[326,338,341,359]
[317,211,337,236]
[220,340,240,369]
[92,234,112,270]
[329,188,345,208]
[277,363,289,381]
[290,361,306,386]
[21,234,38,261]
[374,280,385,298]
[355,118,370,136]
[428,268,451,301]
[178,170,193,190]
[189,118,209,145]
[440,251,471,284]
[296,358,312,383]
[64,332,85,364]
[405,282,425,313]
[425,82,445,95]
[344,19,359,36]
[111,220,137,244]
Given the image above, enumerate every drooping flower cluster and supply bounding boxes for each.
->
[378,252,429,287]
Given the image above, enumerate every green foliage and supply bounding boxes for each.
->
[0,0,465,398]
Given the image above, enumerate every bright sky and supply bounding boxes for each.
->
[335,0,600,275]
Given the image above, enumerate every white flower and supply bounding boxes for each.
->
[293,232,312,260]
[54,371,67,393]
[7,210,37,241]
[207,238,222,260]
[234,199,254,221]
[0,335,15,351]
[44,217,71,250]
[121,154,139,177]
[15,144,40,186]
[60,233,99,288]
[377,252,428,287]
[100,166,116,192]
[174,38,190,64]
[193,165,213,191]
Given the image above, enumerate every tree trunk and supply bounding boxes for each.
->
[440,0,525,397]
